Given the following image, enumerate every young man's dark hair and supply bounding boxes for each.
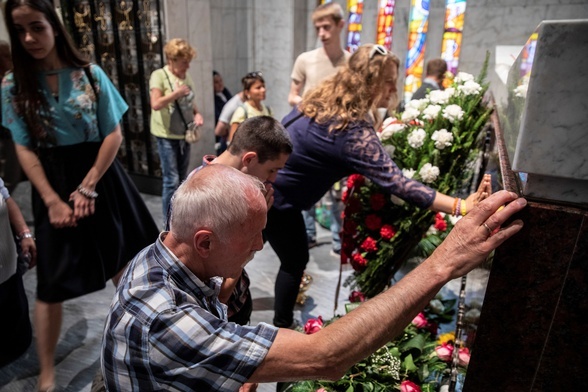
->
[229,116,293,163]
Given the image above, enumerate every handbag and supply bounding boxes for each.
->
[163,70,200,143]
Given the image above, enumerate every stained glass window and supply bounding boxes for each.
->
[346,0,364,53]
[404,0,429,102]
[376,0,396,50]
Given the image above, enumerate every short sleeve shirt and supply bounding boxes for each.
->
[1,65,128,147]
[149,66,196,139]
[230,102,272,126]
[291,47,351,94]
[218,94,244,124]
[102,233,278,391]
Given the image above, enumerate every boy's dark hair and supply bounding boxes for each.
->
[229,116,293,163]
[426,58,448,81]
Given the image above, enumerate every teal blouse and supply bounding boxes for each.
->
[1,65,128,147]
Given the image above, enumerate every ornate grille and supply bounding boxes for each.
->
[61,0,165,192]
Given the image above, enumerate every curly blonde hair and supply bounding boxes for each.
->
[164,38,196,61]
[299,44,400,132]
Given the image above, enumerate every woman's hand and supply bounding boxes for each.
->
[47,199,77,228]
[193,112,204,126]
[174,81,191,99]
[69,188,96,220]
[465,173,492,212]
[20,237,37,269]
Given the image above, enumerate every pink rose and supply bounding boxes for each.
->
[380,224,397,240]
[400,380,422,392]
[435,342,454,362]
[458,347,470,367]
[349,290,366,303]
[303,316,324,334]
[411,312,428,328]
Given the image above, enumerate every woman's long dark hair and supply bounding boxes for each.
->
[4,0,90,144]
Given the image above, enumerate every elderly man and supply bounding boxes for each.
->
[101,164,526,391]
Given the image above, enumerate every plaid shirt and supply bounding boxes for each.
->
[101,233,278,391]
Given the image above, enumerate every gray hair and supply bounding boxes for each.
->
[169,165,266,243]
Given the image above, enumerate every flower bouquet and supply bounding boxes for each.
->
[341,56,493,298]
[286,296,471,392]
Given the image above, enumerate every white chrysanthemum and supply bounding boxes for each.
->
[407,128,427,148]
[458,80,482,96]
[401,107,420,122]
[431,128,454,150]
[419,163,440,183]
[514,84,528,98]
[406,98,429,111]
[422,104,442,120]
[454,72,474,84]
[384,144,396,158]
[442,104,465,123]
[444,87,456,97]
[402,168,416,179]
[428,89,450,105]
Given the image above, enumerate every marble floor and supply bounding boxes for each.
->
[0,181,490,392]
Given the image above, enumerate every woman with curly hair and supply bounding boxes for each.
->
[265,44,491,329]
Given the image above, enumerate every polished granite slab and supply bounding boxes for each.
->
[463,111,588,391]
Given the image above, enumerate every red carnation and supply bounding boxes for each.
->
[434,213,447,231]
[365,214,382,231]
[370,193,386,211]
[347,174,365,189]
[360,237,378,252]
[343,219,358,235]
[341,189,349,203]
[345,196,362,215]
[380,224,397,240]
[351,253,368,271]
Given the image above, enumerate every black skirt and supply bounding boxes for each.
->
[33,142,159,303]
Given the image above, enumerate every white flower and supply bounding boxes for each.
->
[448,215,462,225]
[458,80,482,96]
[419,163,440,183]
[426,225,439,236]
[384,144,396,158]
[401,107,420,122]
[514,83,528,98]
[402,168,416,179]
[428,89,450,105]
[431,128,454,150]
[406,98,429,111]
[454,72,474,84]
[407,128,427,148]
[442,104,465,123]
[444,87,456,97]
[422,104,442,120]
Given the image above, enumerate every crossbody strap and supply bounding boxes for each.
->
[163,69,189,128]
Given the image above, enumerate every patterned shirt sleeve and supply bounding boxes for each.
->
[0,177,10,201]
[1,73,31,147]
[343,124,436,209]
